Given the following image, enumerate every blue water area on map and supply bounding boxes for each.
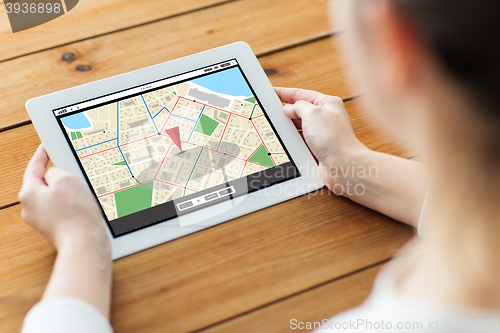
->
[61,112,91,130]
[191,67,253,97]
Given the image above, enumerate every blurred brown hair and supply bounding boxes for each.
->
[392,0,500,124]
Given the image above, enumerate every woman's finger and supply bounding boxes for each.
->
[44,166,73,186]
[23,144,49,186]
[283,100,316,119]
[275,87,344,108]
[283,104,299,119]
[275,87,325,105]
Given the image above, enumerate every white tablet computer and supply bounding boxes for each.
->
[26,42,323,259]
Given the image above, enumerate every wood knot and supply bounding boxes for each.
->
[75,65,92,72]
[207,29,214,34]
[61,52,77,62]
[264,68,279,76]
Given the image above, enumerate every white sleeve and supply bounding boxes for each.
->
[21,298,113,333]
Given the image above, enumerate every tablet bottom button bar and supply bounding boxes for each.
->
[177,186,235,212]
[205,193,218,201]
[178,201,194,210]
[219,187,235,196]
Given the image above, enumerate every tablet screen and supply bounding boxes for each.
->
[53,60,300,237]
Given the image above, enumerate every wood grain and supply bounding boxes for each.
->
[0,0,233,61]
[0,0,333,132]
[0,190,413,333]
[200,265,383,333]
[259,38,360,100]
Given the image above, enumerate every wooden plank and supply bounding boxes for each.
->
[0,124,42,208]
[0,0,233,62]
[0,0,333,132]
[0,191,413,333]
[259,38,360,101]
[200,265,383,333]
[0,98,410,209]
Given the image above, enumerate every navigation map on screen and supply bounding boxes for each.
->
[54,60,298,236]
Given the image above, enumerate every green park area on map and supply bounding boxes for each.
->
[194,114,219,136]
[115,181,154,218]
[248,145,275,168]
[70,131,83,140]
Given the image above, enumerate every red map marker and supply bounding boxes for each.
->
[165,126,182,152]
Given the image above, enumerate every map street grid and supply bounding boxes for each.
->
[62,73,290,221]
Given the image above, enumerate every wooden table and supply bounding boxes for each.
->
[0,1,415,332]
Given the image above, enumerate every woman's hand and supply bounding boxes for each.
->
[19,144,112,317]
[275,87,368,192]
[276,87,427,227]
[19,144,109,252]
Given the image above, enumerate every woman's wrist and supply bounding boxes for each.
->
[43,219,112,318]
[55,219,111,260]
[322,144,376,197]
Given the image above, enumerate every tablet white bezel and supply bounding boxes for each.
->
[26,42,324,259]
